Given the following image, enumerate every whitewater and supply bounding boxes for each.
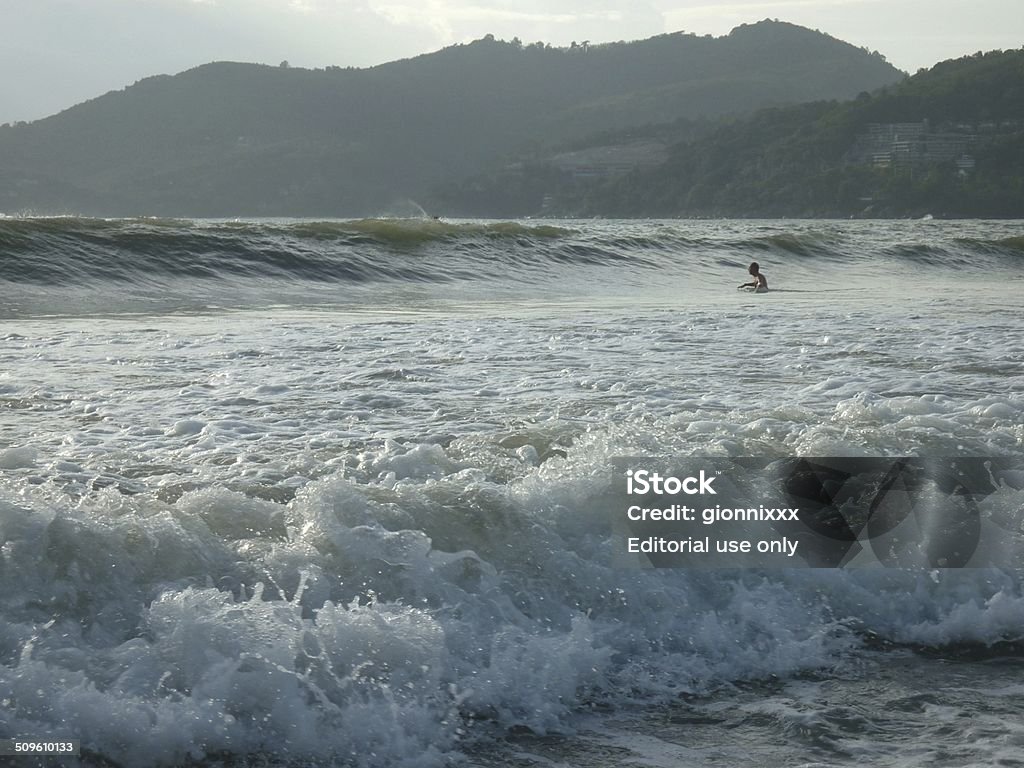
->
[0,217,1022,767]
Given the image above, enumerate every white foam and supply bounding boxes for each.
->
[0,446,37,469]
[0,248,1022,764]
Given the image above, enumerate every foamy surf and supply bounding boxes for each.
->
[1,218,1022,766]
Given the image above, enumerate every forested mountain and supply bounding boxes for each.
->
[0,21,902,217]
[447,49,1024,218]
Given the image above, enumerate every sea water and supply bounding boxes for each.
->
[0,217,1022,766]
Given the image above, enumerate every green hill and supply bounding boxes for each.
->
[0,21,902,217]
[529,49,1024,218]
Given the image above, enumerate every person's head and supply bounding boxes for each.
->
[748,262,760,276]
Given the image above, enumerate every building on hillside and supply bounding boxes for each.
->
[847,120,976,174]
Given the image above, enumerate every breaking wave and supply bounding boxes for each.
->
[0,217,1020,294]
[3,423,1023,766]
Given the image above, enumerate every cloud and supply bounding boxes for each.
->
[369,0,624,42]
[656,0,884,38]
[368,0,634,45]
[669,0,879,9]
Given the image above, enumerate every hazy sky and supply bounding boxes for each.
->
[3,0,1021,124]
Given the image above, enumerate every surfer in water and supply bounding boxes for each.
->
[738,261,768,292]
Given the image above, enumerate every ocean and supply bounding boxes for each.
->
[0,216,1022,767]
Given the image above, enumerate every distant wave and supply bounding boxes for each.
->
[0,217,580,287]
[955,235,1024,254]
[1,217,1019,292]
[731,231,847,257]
